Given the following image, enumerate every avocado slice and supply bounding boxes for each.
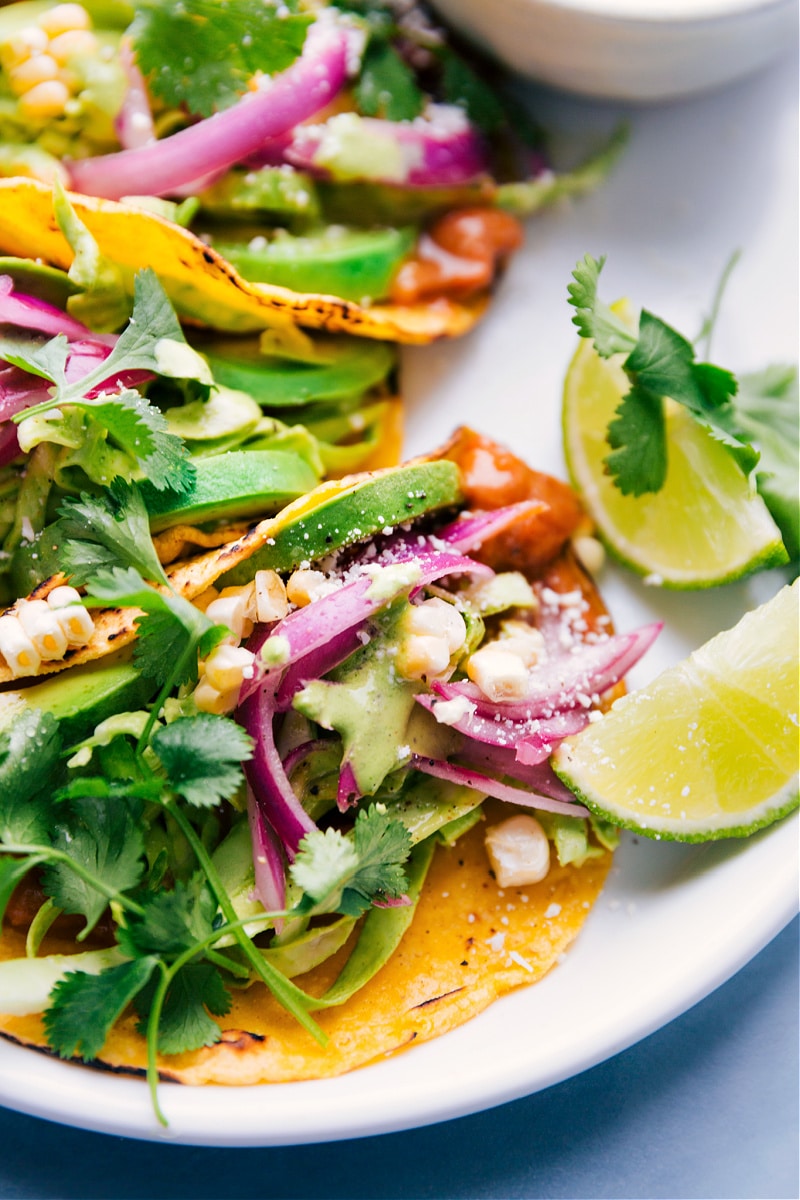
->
[219,459,463,584]
[211,227,415,303]
[0,650,154,746]
[200,335,395,408]
[141,449,321,533]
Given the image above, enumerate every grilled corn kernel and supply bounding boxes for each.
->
[37,4,92,37]
[18,77,70,116]
[286,569,334,607]
[466,644,529,702]
[497,621,546,667]
[193,677,240,715]
[571,534,606,576]
[0,614,41,677]
[205,592,251,642]
[8,53,59,95]
[396,633,451,681]
[204,643,256,693]
[52,603,94,645]
[485,814,550,887]
[405,597,466,653]
[46,584,83,609]
[254,570,289,623]
[48,28,97,64]
[17,599,68,660]
[1,26,49,69]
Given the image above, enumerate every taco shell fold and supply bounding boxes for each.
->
[0,179,488,343]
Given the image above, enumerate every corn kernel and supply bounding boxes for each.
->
[485,815,550,888]
[1,26,49,69]
[466,644,529,702]
[396,633,451,681]
[254,570,289,623]
[286,569,334,607]
[205,593,252,642]
[193,677,239,715]
[8,53,59,95]
[404,597,466,654]
[0,614,41,677]
[53,603,94,645]
[46,584,82,609]
[37,4,92,37]
[48,27,97,65]
[204,643,256,693]
[497,621,546,667]
[19,77,70,117]
[571,534,606,576]
[17,599,69,660]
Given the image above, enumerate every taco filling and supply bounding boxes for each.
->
[0,414,659,1114]
[0,0,624,341]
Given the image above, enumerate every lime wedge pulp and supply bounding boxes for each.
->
[562,315,788,588]
[553,580,799,841]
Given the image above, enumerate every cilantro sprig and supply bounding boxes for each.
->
[291,805,412,917]
[6,270,209,494]
[568,255,759,496]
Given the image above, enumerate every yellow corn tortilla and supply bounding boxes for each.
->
[0,179,488,343]
[0,801,610,1083]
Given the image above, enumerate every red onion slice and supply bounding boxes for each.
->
[247,784,286,914]
[0,422,20,468]
[416,689,587,756]
[430,623,662,719]
[454,739,581,804]
[68,20,350,200]
[411,755,588,818]
[240,685,317,858]
[115,39,156,151]
[0,276,91,341]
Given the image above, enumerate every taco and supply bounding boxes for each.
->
[0,425,660,1105]
[0,0,623,342]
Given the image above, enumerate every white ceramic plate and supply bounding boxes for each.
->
[0,55,797,1148]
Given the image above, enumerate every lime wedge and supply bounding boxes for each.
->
[553,581,799,841]
[562,320,788,587]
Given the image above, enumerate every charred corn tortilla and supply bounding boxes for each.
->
[0,802,609,1083]
[0,433,614,1083]
[0,179,489,343]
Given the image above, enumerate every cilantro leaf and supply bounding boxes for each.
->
[56,479,169,587]
[82,566,214,687]
[0,331,69,386]
[136,962,229,1055]
[42,795,146,935]
[69,270,213,400]
[130,0,311,118]
[355,39,424,121]
[291,805,411,916]
[568,254,638,357]
[44,956,158,1061]
[82,390,195,494]
[0,709,61,844]
[604,385,667,495]
[733,365,800,559]
[118,876,217,959]
[568,255,762,495]
[439,48,506,134]
[151,715,253,808]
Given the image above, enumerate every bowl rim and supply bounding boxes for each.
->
[450,0,794,26]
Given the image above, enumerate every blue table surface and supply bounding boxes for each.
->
[0,915,796,1200]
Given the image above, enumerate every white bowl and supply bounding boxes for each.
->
[431,0,797,101]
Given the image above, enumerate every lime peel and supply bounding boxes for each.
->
[553,580,800,842]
